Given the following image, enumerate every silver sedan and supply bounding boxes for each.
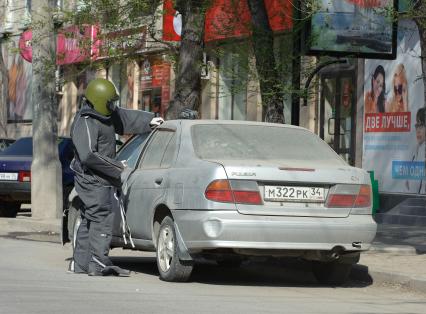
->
[65,120,377,284]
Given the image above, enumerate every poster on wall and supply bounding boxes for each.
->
[363,20,425,195]
[3,39,32,123]
[306,0,398,59]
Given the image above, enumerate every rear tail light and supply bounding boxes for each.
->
[326,184,371,208]
[205,179,263,205]
[18,171,31,182]
[354,185,372,208]
[205,180,234,203]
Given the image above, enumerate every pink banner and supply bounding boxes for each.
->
[19,25,99,65]
[57,25,99,65]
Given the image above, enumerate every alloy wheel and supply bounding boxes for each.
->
[158,225,175,272]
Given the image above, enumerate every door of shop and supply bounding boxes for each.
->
[319,71,356,165]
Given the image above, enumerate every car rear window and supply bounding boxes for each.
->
[0,137,32,156]
[191,124,343,162]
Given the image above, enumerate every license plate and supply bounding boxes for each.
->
[264,186,325,202]
[0,172,18,181]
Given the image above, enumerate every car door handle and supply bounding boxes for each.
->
[154,177,163,185]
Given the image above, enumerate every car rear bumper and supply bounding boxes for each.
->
[0,181,31,202]
[172,210,377,253]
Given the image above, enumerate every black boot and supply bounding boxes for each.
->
[101,265,131,277]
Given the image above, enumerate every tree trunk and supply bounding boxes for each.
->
[246,0,284,123]
[0,44,8,137]
[31,0,63,219]
[166,0,207,119]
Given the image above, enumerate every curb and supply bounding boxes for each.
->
[1,217,61,234]
[369,244,417,255]
[351,264,426,294]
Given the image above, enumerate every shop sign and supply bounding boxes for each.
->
[141,59,152,90]
[161,64,171,110]
[163,0,182,41]
[57,25,99,65]
[163,0,293,42]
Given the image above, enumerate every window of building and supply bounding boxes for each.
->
[218,50,248,120]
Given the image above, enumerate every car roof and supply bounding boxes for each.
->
[160,119,307,131]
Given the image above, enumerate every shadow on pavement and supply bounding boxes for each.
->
[111,256,372,288]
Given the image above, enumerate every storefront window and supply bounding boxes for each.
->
[218,50,248,120]
[138,58,171,117]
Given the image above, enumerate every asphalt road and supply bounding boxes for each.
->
[0,236,425,314]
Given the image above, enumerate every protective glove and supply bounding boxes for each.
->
[150,117,164,129]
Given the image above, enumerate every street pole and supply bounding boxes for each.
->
[31,0,62,219]
[291,0,301,126]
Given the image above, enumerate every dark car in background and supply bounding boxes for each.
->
[0,137,74,217]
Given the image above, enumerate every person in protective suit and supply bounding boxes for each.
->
[68,78,163,276]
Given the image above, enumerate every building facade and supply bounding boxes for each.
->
[0,0,424,207]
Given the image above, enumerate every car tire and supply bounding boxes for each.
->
[0,202,20,218]
[156,216,193,282]
[312,261,353,285]
[67,203,82,251]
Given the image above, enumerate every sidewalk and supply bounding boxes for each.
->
[0,215,425,293]
[351,223,426,294]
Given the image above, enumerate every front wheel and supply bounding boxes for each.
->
[66,202,82,251]
[312,261,353,285]
[156,216,193,282]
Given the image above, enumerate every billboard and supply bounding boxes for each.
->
[3,38,32,123]
[363,20,425,195]
[305,0,398,59]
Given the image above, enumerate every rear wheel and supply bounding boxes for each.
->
[156,216,193,282]
[0,202,20,218]
[312,261,353,285]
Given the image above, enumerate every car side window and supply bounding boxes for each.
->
[139,130,174,169]
[160,133,177,168]
[116,133,151,168]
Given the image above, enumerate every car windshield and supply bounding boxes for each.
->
[191,124,343,162]
[0,137,32,156]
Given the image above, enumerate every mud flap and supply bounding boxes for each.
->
[174,222,193,261]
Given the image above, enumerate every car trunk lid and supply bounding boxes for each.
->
[0,156,32,181]
[216,159,363,218]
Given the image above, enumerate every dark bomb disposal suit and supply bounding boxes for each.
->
[70,101,153,274]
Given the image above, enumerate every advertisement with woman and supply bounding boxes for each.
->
[363,20,425,195]
[2,38,32,122]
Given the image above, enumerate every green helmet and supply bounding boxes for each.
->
[85,78,119,116]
